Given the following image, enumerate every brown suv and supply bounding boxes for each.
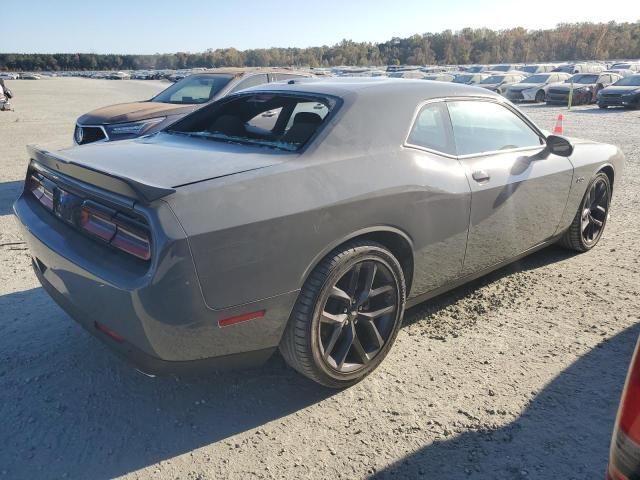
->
[74,68,311,145]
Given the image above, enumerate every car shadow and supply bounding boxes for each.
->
[0,287,335,479]
[0,180,23,216]
[0,245,581,478]
[369,324,639,479]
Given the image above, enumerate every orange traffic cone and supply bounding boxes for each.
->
[553,114,564,135]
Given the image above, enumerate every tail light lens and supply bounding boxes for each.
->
[618,343,640,443]
[79,202,117,241]
[28,172,152,261]
[29,173,54,210]
[609,338,640,479]
[79,201,152,261]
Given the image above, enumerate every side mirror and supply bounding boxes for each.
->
[546,135,574,157]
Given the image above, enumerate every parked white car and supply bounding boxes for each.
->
[505,72,572,102]
[0,73,19,80]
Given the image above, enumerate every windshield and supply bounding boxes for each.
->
[152,74,234,104]
[565,74,598,84]
[520,74,549,84]
[492,65,512,72]
[522,66,540,74]
[166,93,334,152]
[554,65,574,73]
[453,75,474,83]
[613,75,640,86]
[480,75,506,84]
[467,66,484,73]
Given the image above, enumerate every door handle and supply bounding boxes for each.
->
[472,170,490,182]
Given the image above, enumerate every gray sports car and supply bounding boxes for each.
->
[13,78,624,387]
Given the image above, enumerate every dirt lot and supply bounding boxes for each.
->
[0,78,639,480]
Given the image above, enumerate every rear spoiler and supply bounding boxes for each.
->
[27,145,175,204]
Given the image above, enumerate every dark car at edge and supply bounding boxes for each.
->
[598,74,640,109]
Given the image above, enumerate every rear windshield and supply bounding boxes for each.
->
[522,65,540,73]
[167,93,335,151]
[491,65,513,72]
[152,74,233,104]
[614,75,640,86]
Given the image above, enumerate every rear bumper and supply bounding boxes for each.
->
[13,192,297,373]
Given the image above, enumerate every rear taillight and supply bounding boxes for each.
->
[29,174,54,210]
[618,345,640,443]
[79,202,117,241]
[28,172,152,261]
[79,201,152,261]
[609,338,640,479]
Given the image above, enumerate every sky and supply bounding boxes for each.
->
[3,0,638,54]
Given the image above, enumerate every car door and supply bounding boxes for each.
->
[402,101,471,294]
[446,99,574,274]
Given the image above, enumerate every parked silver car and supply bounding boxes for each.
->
[14,78,624,387]
[506,72,573,102]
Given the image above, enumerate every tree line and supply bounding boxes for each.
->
[1,21,639,71]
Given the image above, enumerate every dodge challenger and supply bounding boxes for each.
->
[13,78,624,387]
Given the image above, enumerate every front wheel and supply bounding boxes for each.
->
[535,90,545,103]
[279,241,406,388]
[560,172,611,252]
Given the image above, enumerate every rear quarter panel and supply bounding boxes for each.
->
[167,149,471,310]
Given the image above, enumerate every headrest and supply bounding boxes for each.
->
[293,112,323,125]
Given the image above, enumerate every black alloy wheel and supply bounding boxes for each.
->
[279,241,406,388]
[560,172,611,252]
[318,260,398,373]
[580,175,610,247]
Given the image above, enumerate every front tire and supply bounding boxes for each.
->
[535,90,545,103]
[279,241,406,388]
[560,172,611,252]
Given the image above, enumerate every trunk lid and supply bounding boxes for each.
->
[42,132,287,194]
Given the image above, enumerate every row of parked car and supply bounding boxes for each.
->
[424,68,640,108]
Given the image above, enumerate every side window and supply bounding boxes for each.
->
[447,100,542,156]
[406,102,455,155]
[229,74,269,94]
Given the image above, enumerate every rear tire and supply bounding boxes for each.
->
[279,241,406,388]
[560,172,611,252]
[598,104,608,109]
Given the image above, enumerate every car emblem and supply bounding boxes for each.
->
[75,126,84,144]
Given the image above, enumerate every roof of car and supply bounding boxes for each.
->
[242,77,500,102]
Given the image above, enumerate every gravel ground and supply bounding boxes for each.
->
[0,78,639,480]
